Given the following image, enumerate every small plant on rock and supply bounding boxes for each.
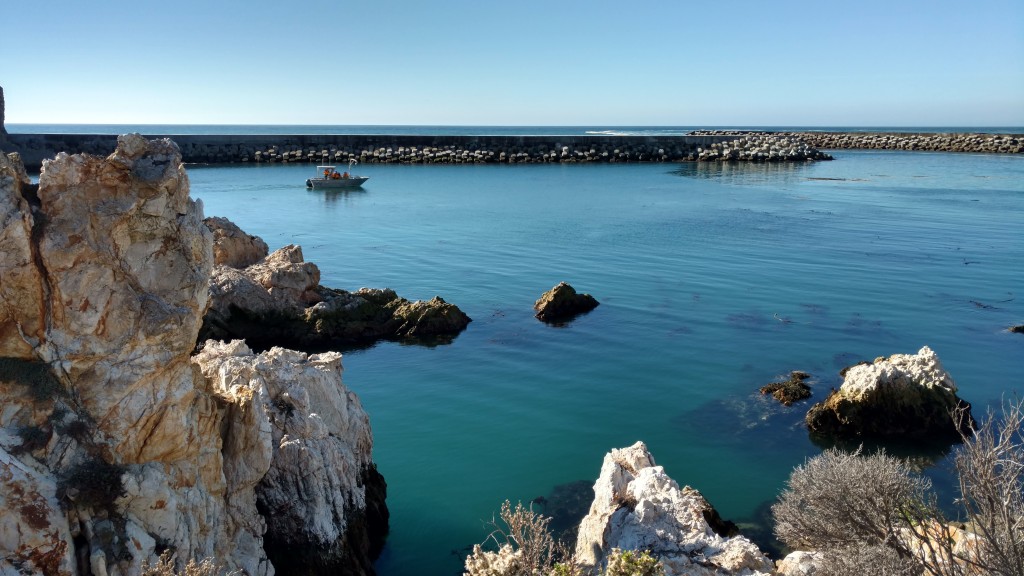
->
[142,550,225,576]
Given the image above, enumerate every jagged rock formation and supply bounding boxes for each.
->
[0,85,7,140]
[533,282,599,324]
[206,216,269,268]
[0,135,387,575]
[201,239,471,351]
[805,346,974,440]
[193,341,388,576]
[574,442,774,576]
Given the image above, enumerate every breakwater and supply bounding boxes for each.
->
[693,130,1024,154]
[4,130,1020,171]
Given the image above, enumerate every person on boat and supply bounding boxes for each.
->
[342,171,349,178]
[323,168,330,178]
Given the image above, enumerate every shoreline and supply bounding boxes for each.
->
[2,131,1021,171]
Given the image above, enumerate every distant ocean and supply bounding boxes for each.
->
[7,123,1024,136]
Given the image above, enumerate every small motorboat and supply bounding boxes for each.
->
[306,159,368,189]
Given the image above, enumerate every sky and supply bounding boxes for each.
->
[1,0,1022,127]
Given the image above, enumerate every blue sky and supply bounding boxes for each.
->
[2,0,1022,126]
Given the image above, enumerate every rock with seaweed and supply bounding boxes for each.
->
[200,238,471,351]
[805,346,974,441]
[534,282,599,324]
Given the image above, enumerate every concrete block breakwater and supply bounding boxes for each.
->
[4,131,1020,171]
[5,133,823,169]
[692,130,1024,154]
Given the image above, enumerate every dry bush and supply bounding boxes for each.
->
[773,399,1024,576]
[816,543,920,576]
[772,447,932,551]
[950,399,1024,575]
[141,550,224,576]
[465,501,665,576]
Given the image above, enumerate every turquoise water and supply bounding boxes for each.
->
[187,151,1024,575]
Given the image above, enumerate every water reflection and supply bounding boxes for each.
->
[311,188,367,205]
[672,161,814,186]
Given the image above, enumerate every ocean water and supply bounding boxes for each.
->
[184,150,1024,575]
[8,123,1024,136]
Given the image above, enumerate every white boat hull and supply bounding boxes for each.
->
[306,176,369,189]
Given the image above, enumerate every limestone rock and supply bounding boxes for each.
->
[202,249,471,350]
[805,346,974,440]
[0,151,41,359]
[0,137,388,576]
[193,340,388,576]
[775,550,824,575]
[574,441,773,576]
[205,216,269,268]
[0,446,76,576]
[534,282,599,323]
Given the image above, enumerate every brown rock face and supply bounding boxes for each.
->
[534,281,599,323]
[205,216,269,268]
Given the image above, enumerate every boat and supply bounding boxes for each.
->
[306,159,368,189]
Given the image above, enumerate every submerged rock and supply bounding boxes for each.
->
[760,371,813,406]
[200,228,471,350]
[574,441,773,576]
[805,346,974,440]
[534,282,599,323]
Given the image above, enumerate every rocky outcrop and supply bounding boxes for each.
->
[201,242,471,350]
[0,135,387,575]
[574,442,774,576]
[0,85,7,140]
[534,282,599,324]
[205,216,269,268]
[805,346,974,440]
[760,371,812,406]
[193,340,388,576]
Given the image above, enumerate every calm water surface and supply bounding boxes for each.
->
[188,151,1024,575]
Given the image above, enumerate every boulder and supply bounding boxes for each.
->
[805,346,974,440]
[205,216,269,268]
[534,282,599,323]
[202,250,471,350]
[775,550,825,575]
[574,441,774,576]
